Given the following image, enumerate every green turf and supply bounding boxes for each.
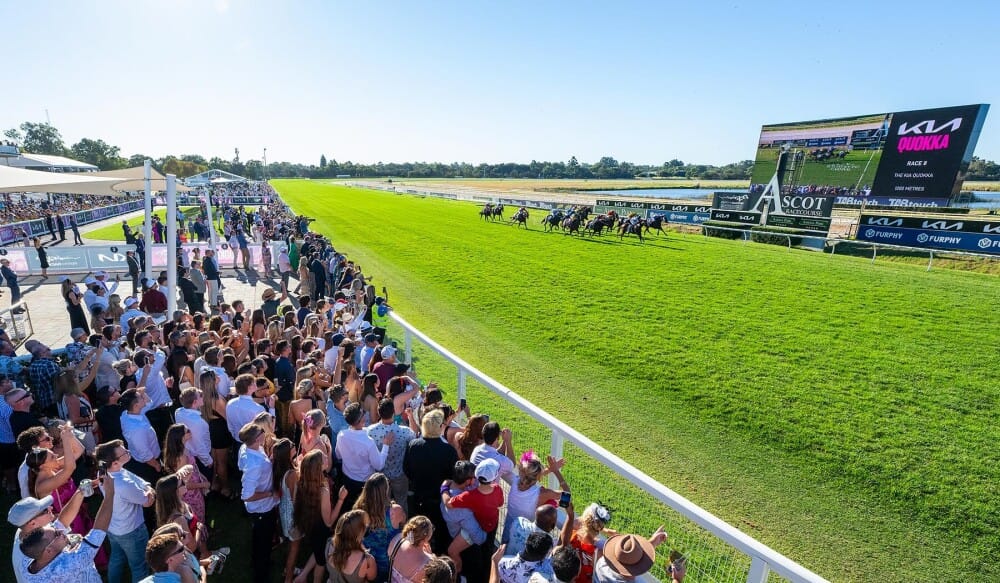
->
[83,207,202,241]
[272,179,1000,582]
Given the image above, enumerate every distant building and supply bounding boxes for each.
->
[0,152,98,172]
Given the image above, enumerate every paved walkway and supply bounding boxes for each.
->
[3,271,285,349]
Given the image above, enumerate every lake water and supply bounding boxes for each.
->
[591,188,733,199]
[591,189,1000,209]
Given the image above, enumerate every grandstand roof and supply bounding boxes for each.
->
[4,152,99,172]
[184,168,248,187]
[0,164,126,195]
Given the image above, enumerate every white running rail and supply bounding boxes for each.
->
[391,311,829,583]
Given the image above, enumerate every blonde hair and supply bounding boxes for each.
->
[296,378,315,399]
[579,505,608,537]
[517,457,544,489]
[401,515,433,545]
[421,409,444,439]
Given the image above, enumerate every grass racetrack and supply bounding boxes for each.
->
[273,179,1000,582]
[83,206,201,240]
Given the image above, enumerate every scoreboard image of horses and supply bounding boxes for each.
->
[749,113,890,198]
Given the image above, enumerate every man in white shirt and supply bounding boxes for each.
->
[96,439,154,583]
[83,283,109,315]
[7,491,86,583]
[336,402,393,510]
[175,387,212,474]
[94,270,120,296]
[18,472,115,583]
[226,374,273,442]
[239,423,279,583]
[133,348,172,443]
[119,297,146,334]
[81,276,98,313]
[470,422,515,483]
[119,389,162,485]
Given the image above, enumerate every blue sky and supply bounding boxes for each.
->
[1,0,996,166]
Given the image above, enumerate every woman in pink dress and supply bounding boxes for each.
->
[162,423,210,520]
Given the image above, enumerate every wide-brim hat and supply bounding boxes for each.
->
[603,534,656,577]
[262,288,276,300]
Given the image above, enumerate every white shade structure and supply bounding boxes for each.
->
[91,166,193,193]
[0,164,126,195]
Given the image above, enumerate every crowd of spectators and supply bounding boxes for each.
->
[0,197,685,583]
[0,193,143,226]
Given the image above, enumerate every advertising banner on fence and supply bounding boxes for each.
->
[856,214,1000,254]
[709,210,762,224]
[593,199,712,225]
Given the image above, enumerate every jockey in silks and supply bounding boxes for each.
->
[628,213,641,228]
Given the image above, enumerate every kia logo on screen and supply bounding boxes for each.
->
[897,118,962,136]
[896,118,963,153]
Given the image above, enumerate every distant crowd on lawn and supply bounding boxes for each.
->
[0,194,685,583]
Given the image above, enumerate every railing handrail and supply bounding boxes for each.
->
[390,311,829,583]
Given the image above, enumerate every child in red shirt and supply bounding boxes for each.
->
[442,458,504,570]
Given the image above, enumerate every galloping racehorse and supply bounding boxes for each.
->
[562,214,582,235]
[542,209,565,231]
[645,214,667,237]
[491,203,505,220]
[510,207,530,229]
[619,213,645,243]
[479,203,494,221]
[585,214,616,236]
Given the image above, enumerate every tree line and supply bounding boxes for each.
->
[5,121,999,181]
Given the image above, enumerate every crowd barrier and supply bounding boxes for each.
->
[0,242,287,276]
[389,312,828,583]
[0,300,34,348]
[0,200,145,246]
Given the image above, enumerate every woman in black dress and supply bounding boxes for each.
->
[61,278,90,336]
[33,237,49,278]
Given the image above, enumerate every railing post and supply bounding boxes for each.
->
[548,430,565,490]
[743,230,749,245]
[404,329,413,366]
[457,368,467,403]
[747,556,770,583]
[871,244,878,264]
[927,250,934,271]
[786,234,792,250]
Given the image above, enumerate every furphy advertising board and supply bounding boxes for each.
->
[745,104,988,206]
[856,214,1000,254]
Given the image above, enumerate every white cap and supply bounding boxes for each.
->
[124,297,138,308]
[475,459,501,483]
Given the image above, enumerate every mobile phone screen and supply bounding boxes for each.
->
[559,491,571,508]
